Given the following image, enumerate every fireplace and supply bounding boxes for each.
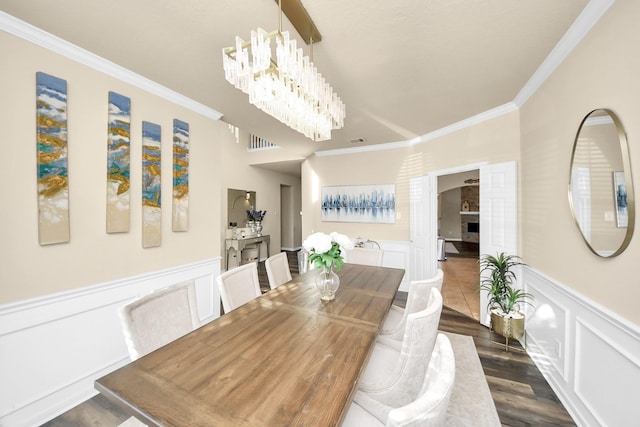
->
[461,213,479,243]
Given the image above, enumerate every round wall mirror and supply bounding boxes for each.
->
[569,109,635,257]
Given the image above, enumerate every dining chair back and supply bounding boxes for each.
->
[347,247,384,267]
[344,333,455,427]
[379,269,444,350]
[265,252,292,289]
[217,262,262,312]
[355,287,443,415]
[119,280,199,360]
[387,333,455,426]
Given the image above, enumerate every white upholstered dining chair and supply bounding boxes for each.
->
[355,287,443,413]
[265,251,292,289]
[378,269,444,351]
[343,333,455,427]
[119,280,200,361]
[217,262,262,312]
[346,247,384,267]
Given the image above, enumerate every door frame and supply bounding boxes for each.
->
[429,163,487,277]
[411,161,523,326]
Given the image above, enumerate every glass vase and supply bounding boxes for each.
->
[255,221,263,236]
[315,265,340,301]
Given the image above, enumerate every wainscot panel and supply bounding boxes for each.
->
[378,240,411,291]
[0,258,221,427]
[524,267,640,427]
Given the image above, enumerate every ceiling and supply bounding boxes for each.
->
[2,0,594,169]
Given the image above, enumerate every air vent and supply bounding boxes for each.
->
[349,138,366,144]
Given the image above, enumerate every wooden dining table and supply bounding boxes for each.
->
[95,263,405,426]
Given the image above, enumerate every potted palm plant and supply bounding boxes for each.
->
[480,252,533,350]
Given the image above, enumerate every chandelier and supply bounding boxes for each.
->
[222,0,345,142]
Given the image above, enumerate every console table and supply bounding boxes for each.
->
[225,235,270,269]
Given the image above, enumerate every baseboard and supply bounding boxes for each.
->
[280,246,302,252]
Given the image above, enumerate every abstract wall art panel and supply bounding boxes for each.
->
[106,91,131,233]
[172,119,189,232]
[36,72,70,245]
[321,184,396,223]
[142,121,161,248]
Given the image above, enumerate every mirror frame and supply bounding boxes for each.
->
[568,108,635,257]
[227,188,256,228]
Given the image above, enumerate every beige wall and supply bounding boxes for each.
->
[6,0,638,329]
[304,1,640,328]
[0,27,304,304]
[520,0,640,326]
[0,31,226,304]
[302,110,520,242]
[219,126,302,258]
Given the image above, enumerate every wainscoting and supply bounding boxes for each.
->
[4,247,637,426]
[0,258,221,427]
[376,240,412,291]
[0,241,410,427]
[524,267,640,426]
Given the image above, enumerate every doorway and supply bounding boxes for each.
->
[279,184,298,250]
[438,170,481,321]
[411,161,518,327]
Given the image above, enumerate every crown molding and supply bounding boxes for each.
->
[1,0,613,152]
[317,0,613,158]
[315,102,518,157]
[513,0,614,107]
[0,11,223,121]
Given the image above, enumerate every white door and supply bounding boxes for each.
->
[410,177,434,280]
[479,161,518,326]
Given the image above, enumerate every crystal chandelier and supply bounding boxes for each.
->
[222,1,345,142]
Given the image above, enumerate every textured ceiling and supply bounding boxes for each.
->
[2,0,591,166]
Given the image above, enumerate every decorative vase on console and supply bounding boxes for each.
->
[303,231,354,301]
[246,209,267,236]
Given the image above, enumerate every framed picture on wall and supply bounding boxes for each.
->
[321,184,396,223]
[613,171,628,228]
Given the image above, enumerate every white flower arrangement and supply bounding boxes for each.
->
[303,232,354,272]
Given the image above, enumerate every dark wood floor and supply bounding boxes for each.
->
[42,252,575,426]
[437,305,575,426]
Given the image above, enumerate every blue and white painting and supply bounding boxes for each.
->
[321,184,396,223]
[142,121,161,247]
[172,119,189,231]
[106,91,131,233]
[36,72,70,245]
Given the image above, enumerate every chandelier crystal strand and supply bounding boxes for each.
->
[222,24,344,141]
